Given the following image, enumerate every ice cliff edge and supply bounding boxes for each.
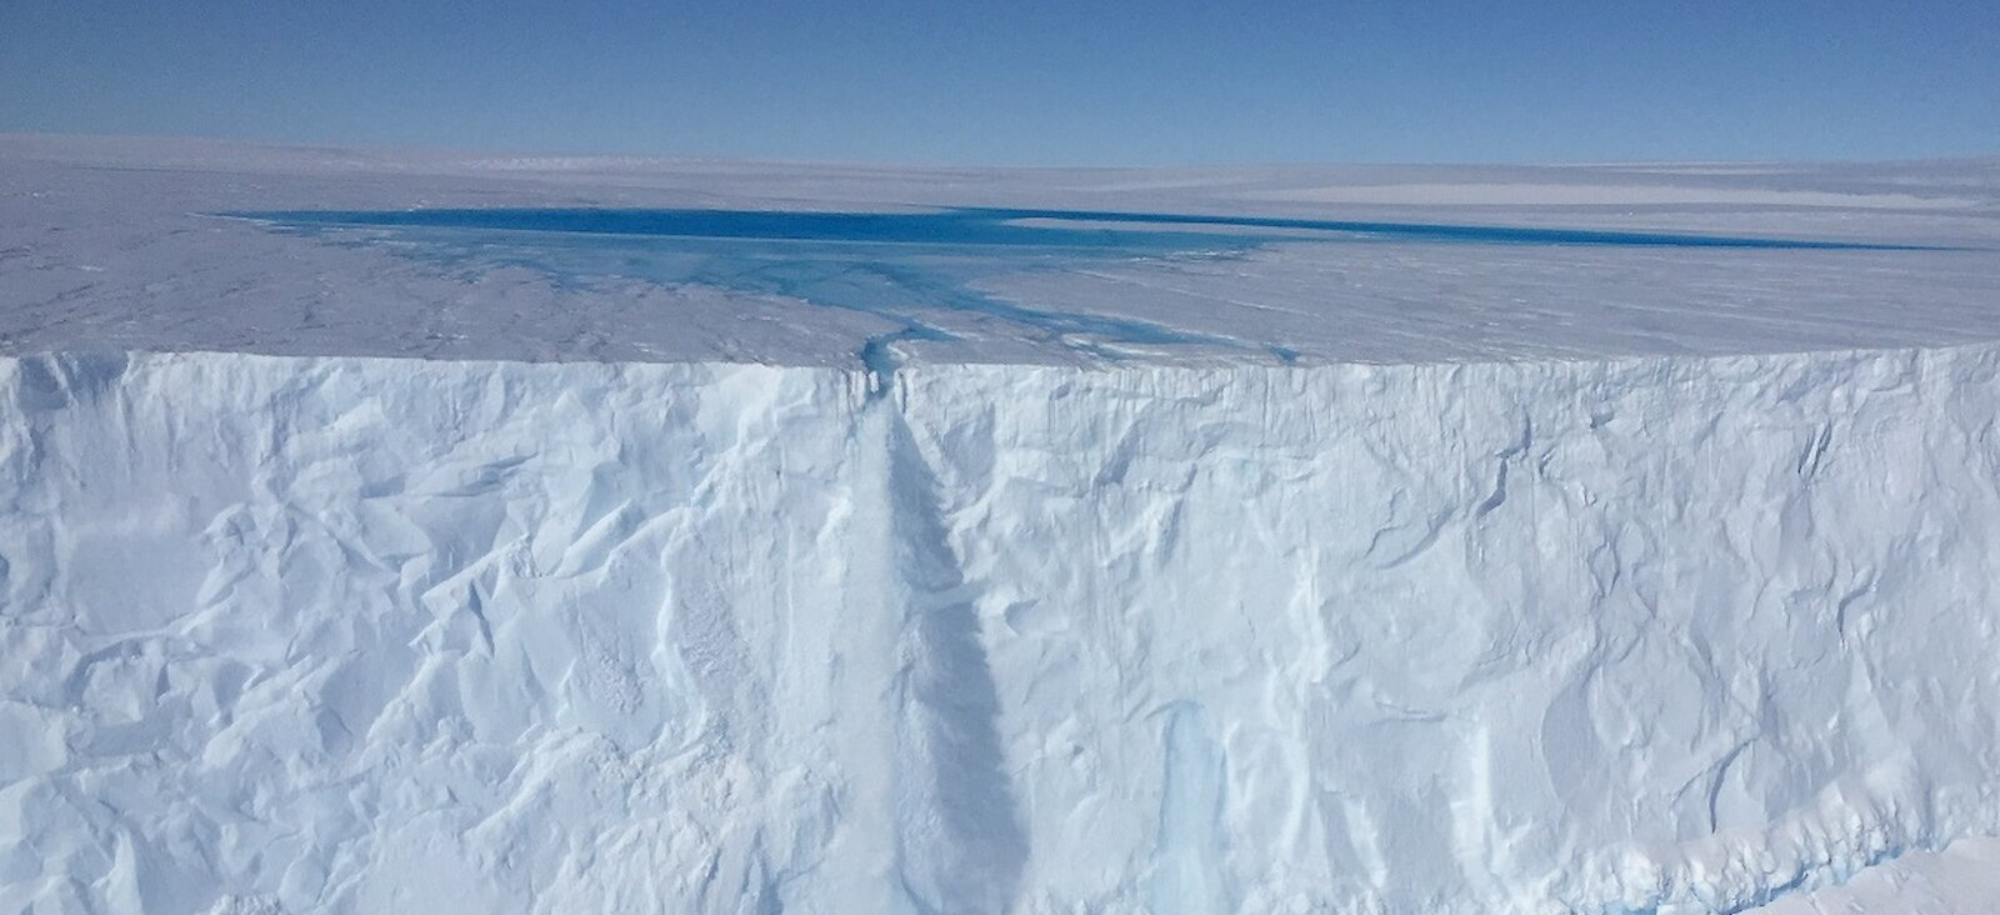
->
[3,345,1999,915]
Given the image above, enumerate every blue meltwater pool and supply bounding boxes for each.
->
[236,206,1936,375]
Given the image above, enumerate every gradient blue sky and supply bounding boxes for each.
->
[3,0,1996,165]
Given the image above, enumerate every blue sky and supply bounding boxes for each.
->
[3,0,1996,165]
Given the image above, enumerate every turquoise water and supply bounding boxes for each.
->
[241,206,1929,375]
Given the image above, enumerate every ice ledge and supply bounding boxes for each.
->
[1746,836,2000,915]
[12,334,2000,382]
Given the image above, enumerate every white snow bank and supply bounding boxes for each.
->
[4,346,2000,914]
[1748,838,2000,914]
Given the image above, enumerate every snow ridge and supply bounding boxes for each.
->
[3,345,2000,914]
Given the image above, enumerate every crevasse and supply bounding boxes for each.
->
[2,345,1997,915]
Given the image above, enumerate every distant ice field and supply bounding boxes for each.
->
[4,134,1999,366]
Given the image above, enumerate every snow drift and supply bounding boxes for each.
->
[3,346,1999,915]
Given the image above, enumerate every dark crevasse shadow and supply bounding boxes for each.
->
[882,407,1027,915]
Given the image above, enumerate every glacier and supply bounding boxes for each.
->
[4,136,2000,914]
[10,349,2000,915]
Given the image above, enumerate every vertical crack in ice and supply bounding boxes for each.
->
[880,401,1027,915]
[860,330,926,401]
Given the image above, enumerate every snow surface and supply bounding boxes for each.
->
[5,134,2000,367]
[1755,838,2000,914]
[4,135,2000,914]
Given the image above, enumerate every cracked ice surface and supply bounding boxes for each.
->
[5,136,2000,914]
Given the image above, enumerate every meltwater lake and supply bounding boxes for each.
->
[240,206,1935,370]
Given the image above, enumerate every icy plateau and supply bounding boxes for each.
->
[3,136,2000,914]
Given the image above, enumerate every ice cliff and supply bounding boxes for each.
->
[4,345,1999,915]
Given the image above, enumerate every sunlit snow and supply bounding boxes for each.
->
[4,135,2000,915]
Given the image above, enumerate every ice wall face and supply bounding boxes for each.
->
[900,353,2000,914]
[3,348,1999,915]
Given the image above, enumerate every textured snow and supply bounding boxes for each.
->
[4,136,2000,914]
